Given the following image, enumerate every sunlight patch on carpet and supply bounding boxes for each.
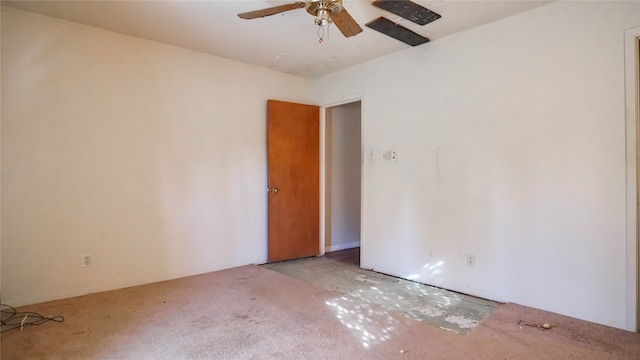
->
[263,256,498,334]
[325,295,399,348]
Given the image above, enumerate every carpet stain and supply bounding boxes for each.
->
[416,305,445,317]
[445,315,480,329]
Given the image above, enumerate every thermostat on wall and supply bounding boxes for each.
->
[381,148,398,163]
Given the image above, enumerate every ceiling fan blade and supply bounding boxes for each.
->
[238,2,306,20]
[331,7,363,37]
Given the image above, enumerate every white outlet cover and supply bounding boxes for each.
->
[466,254,475,267]
[82,254,92,267]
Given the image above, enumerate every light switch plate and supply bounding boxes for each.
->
[381,148,398,163]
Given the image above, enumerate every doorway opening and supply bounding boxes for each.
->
[322,100,362,266]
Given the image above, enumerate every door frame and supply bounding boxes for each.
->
[319,95,364,258]
[624,26,640,332]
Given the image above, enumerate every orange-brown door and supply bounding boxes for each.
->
[267,99,320,262]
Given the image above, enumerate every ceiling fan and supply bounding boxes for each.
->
[237,0,363,38]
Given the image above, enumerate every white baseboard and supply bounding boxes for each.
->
[325,241,360,253]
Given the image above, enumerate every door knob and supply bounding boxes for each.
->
[267,187,279,193]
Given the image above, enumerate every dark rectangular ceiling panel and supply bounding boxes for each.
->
[372,0,441,26]
[365,17,429,46]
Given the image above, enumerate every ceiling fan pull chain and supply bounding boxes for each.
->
[317,24,325,44]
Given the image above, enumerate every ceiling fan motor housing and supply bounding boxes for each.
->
[305,0,343,17]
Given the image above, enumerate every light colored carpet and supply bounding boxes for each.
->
[1,265,639,359]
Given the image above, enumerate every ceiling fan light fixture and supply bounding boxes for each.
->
[315,9,331,27]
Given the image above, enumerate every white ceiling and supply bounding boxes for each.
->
[2,0,551,78]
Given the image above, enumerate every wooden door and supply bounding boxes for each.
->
[267,100,320,262]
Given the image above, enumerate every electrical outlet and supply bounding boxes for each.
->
[81,254,91,268]
[466,254,475,267]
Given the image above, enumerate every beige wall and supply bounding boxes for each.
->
[1,7,311,306]
[313,1,640,330]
